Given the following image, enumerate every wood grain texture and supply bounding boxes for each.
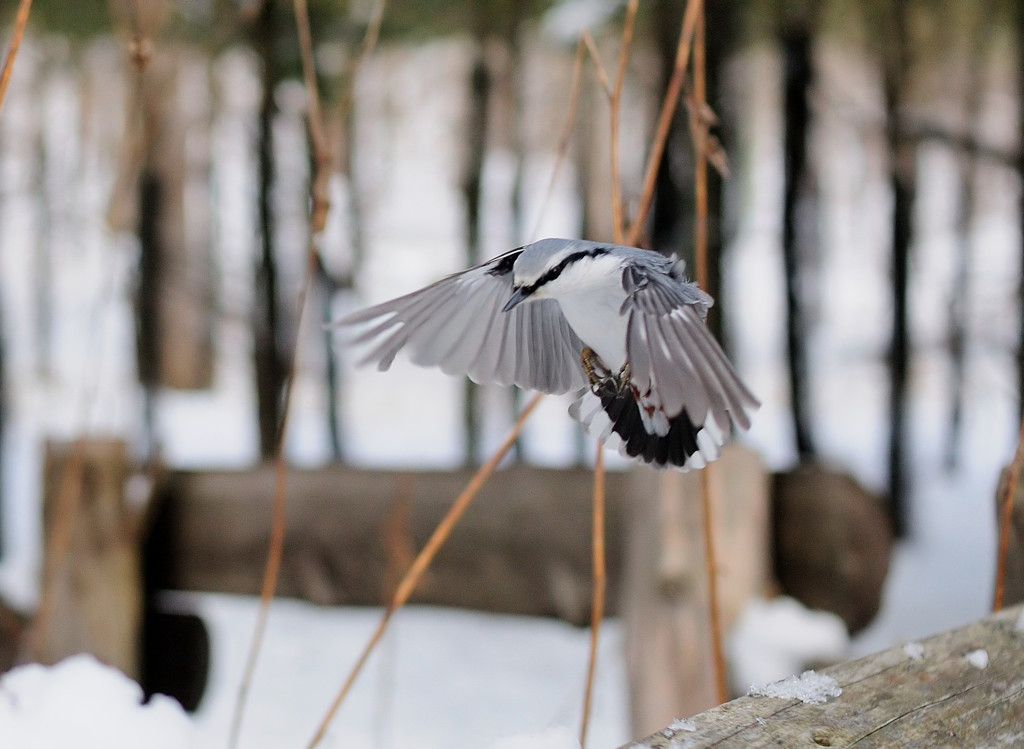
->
[621,604,1024,748]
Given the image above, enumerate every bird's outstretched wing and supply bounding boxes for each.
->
[623,263,758,432]
[570,261,759,470]
[333,249,589,395]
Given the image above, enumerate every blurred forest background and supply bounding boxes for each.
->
[1,0,1023,744]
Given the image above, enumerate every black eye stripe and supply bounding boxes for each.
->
[520,246,609,294]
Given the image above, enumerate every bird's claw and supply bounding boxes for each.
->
[581,347,631,392]
[581,347,603,386]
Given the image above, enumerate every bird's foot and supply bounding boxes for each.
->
[617,362,632,390]
[581,347,608,387]
[581,348,632,393]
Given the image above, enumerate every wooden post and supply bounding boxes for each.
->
[620,604,1024,748]
[34,440,143,678]
[622,444,771,737]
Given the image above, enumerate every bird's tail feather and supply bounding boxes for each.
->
[569,381,727,471]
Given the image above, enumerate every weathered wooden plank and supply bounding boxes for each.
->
[620,604,1024,748]
[145,465,631,624]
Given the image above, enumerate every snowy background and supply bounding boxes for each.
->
[0,13,1019,749]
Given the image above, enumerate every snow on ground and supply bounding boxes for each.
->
[190,597,629,748]
[0,654,194,749]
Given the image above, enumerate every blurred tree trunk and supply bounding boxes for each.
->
[253,0,286,459]
[781,22,816,459]
[461,40,490,466]
[947,7,990,470]
[884,3,914,537]
[133,49,214,458]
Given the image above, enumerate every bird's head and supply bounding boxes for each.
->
[502,238,613,311]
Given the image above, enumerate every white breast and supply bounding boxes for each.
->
[532,254,630,372]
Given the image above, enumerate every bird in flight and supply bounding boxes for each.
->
[334,238,759,470]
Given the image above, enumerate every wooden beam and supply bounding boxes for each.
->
[620,604,1024,748]
[145,465,631,625]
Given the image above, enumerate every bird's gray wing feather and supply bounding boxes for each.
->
[622,264,759,432]
[335,250,589,394]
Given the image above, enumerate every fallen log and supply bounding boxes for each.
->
[145,464,631,624]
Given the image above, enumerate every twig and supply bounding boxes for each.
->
[580,31,612,97]
[627,0,703,246]
[579,445,606,748]
[307,393,545,748]
[229,238,320,749]
[610,0,639,243]
[0,0,32,119]
[337,0,386,127]
[292,0,331,232]
[579,6,638,742]
[229,0,344,742]
[994,417,1024,611]
[690,6,728,706]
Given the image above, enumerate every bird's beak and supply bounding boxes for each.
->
[502,287,529,312]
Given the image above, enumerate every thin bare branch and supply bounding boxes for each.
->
[691,6,728,706]
[337,0,386,126]
[230,0,341,742]
[307,394,546,748]
[292,0,331,233]
[579,445,606,748]
[580,30,612,97]
[0,0,32,119]
[610,0,639,243]
[693,13,708,284]
[229,238,320,749]
[627,0,703,247]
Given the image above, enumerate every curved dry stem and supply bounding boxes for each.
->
[580,30,612,97]
[230,0,345,742]
[610,0,639,243]
[627,0,703,247]
[228,239,320,749]
[579,445,606,748]
[691,7,727,705]
[337,0,386,127]
[0,0,32,118]
[307,393,545,748]
[292,0,331,232]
